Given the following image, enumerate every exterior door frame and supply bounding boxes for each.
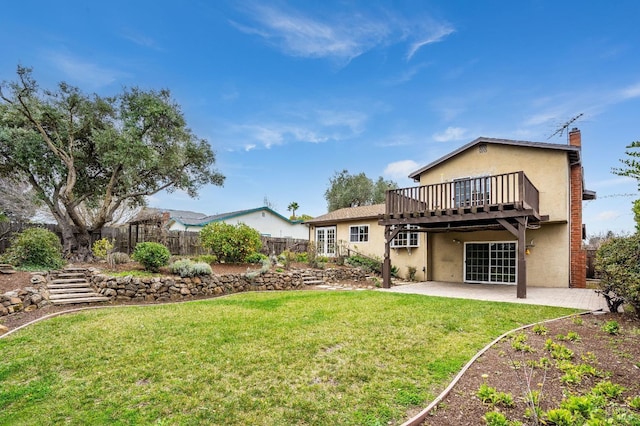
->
[315,226,337,257]
[463,241,517,285]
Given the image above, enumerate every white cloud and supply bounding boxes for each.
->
[406,23,455,60]
[432,126,467,142]
[590,176,635,189]
[597,210,621,221]
[120,29,161,50]
[231,4,453,64]
[384,160,420,179]
[620,82,640,100]
[46,51,126,88]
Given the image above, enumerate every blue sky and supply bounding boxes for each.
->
[2,0,639,236]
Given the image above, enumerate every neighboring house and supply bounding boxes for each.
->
[305,204,428,281]
[379,128,595,297]
[132,207,309,239]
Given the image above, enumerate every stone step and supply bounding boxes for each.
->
[48,282,91,289]
[54,273,86,279]
[51,278,88,284]
[303,279,325,285]
[0,264,16,274]
[49,287,94,294]
[50,296,110,305]
[50,292,103,300]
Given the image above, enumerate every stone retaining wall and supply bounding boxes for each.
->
[0,274,49,317]
[91,267,369,303]
[0,267,370,318]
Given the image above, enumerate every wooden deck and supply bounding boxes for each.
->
[379,171,543,228]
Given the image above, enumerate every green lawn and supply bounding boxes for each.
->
[0,291,578,425]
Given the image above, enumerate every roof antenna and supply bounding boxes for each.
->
[547,113,583,140]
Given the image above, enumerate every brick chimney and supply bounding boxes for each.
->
[568,128,586,288]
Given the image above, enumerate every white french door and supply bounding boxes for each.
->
[315,226,336,257]
[464,242,516,284]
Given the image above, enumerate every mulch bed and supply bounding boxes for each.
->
[420,311,640,425]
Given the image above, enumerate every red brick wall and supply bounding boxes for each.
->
[569,129,586,288]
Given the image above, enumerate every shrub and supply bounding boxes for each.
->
[345,254,382,273]
[277,250,296,268]
[595,234,640,317]
[532,324,548,335]
[199,222,262,263]
[1,227,64,270]
[107,251,130,268]
[193,254,217,264]
[246,252,268,264]
[91,238,114,259]
[601,320,620,335]
[131,242,171,272]
[408,266,417,281]
[169,259,212,277]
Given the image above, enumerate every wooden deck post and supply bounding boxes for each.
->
[383,225,391,289]
[497,218,527,299]
[516,219,527,299]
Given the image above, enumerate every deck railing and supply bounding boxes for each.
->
[385,171,539,217]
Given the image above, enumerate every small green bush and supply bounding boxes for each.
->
[92,238,114,259]
[107,252,130,268]
[277,250,296,268]
[408,266,417,281]
[199,222,262,263]
[246,252,268,264]
[1,227,64,270]
[544,408,574,426]
[131,242,171,272]
[193,254,217,264]
[601,320,620,335]
[345,254,382,273]
[169,259,212,277]
[532,324,549,335]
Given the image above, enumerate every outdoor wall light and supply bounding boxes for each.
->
[452,238,461,244]
[525,239,535,255]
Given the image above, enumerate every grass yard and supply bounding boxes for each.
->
[0,291,578,425]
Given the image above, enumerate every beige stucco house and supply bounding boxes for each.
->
[379,128,594,297]
[305,204,428,281]
[309,128,594,297]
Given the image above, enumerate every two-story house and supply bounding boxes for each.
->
[379,128,595,298]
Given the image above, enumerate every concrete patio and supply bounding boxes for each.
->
[379,281,608,311]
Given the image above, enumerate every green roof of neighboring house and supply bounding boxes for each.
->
[171,206,305,227]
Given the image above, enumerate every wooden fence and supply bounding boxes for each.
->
[0,222,308,257]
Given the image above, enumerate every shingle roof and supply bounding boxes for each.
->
[408,137,581,181]
[304,204,385,225]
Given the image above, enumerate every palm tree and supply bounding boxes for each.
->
[287,202,299,219]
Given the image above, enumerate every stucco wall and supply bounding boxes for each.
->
[430,223,569,287]
[417,144,570,222]
[310,219,428,280]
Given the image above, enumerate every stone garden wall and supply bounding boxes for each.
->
[0,274,49,317]
[91,267,369,303]
[0,267,369,318]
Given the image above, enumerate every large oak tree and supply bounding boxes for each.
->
[324,169,397,212]
[0,67,225,259]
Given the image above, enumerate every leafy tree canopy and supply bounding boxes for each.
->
[0,66,224,258]
[324,170,398,212]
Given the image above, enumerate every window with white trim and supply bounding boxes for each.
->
[391,225,420,248]
[349,225,369,242]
